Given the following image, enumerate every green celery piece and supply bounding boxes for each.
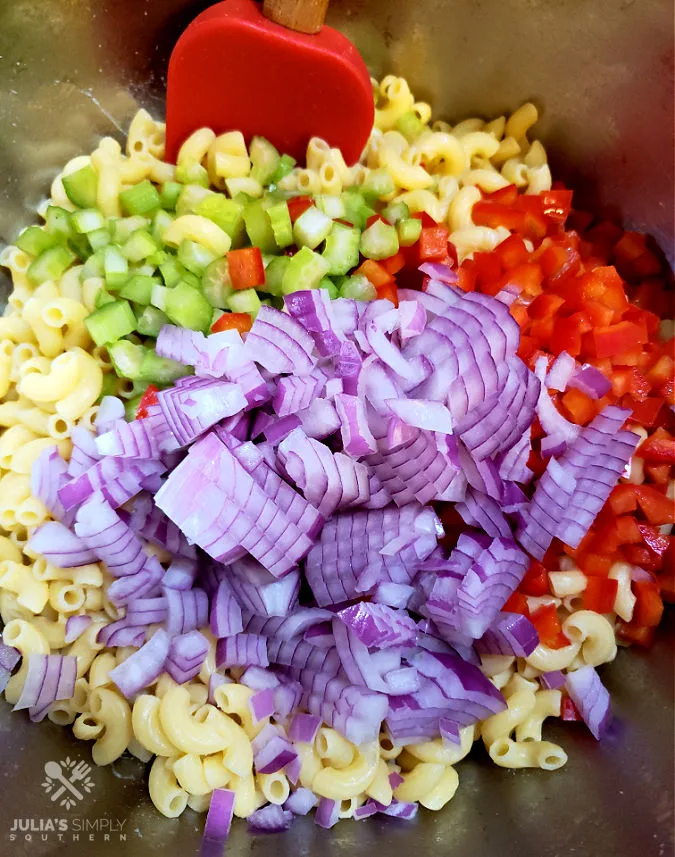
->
[67,232,91,261]
[122,229,158,263]
[243,199,277,254]
[80,248,105,279]
[202,258,233,308]
[293,206,333,249]
[316,194,346,220]
[146,249,169,268]
[341,188,375,229]
[104,245,129,290]
[135,305,169,338]
[175,163,209,187]
[396,110,427,142]
[138,349,191,384]
[176,185,214,217]
[151,284,170,312]
[97,372,117,402]
[124,394,143,421]
[282,246,329,294]
[178,239,218,275]
[159,257,185,288]
[181,271,201,290]
[340,274,377,301]
[398,217,423,247]
[164,280,213,331]
[15,226,59,257]
[159,181,182,212]
[196,196,245,245]
[318,277,339,299]
[361,169,396,203]
[269,154,296,184]
[113,216,150,245]
[226,288,261,316]
[94,289,117,309]
[263,255,290,296]
[322,222,361,276]
[266,201,293,248]
[152,210,174,244]
[70,208,106,234]
[119,275,158,305]
[108,339,144,379]
[382,200,410,225]
[44,206,74,242]
[85,299,137,346]
[359,219,400,260]
[87,227,111,252]
[249,137,280,186]
[27,245,76,285]
[62,165,98,208]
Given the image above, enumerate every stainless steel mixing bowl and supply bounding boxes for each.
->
[0,2,673,855]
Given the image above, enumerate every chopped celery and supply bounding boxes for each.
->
[243,199,277,253]
[322,222,361,276]
[269,153,296,184]
[226,288,261,316]
[152,210,174,244]
[159,257,184,288]
[318,277,339,299]
[15,226,58,257]
[109,340,144,379]
[361,169,396,203]
[175,163,209,187]
[339,274,377,301]
[360,219,399,260]
[396,110,427,142]
[196,196,245,245]
[382,200,410,225]
[202,258,233,308]
[104,246,129,290]
[316,195,346,220]
[80,248,105,279]
[44,206,74,241]
[398,217,423,247]
[67,232,91,261]
[263,255,290,296]
[138,350,190,384]
[266,201,293,248]
[176,185,214,216]
[97,372,117,402]
[293,206,333,249]
[62,165,98,208]
[178,239,218,275]
[341,188,375,229]
[85,299,137,346]
[70,208,106,234]
[164,281,213,331]
[151,284,169,312]
[119,181,161,217]
[122,229,159,263]
[181,271,201,290]
[119,275,158,305]
[146,249,169,268]
[113,216,150,245]
[87,227,111,252]
[94,289,116,309]
[250,137,281,186]
[282,246,330,294]
[27,245,76,285]
[159,181,182,211]
[135,305,169,338]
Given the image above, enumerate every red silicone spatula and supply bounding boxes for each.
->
[165,0,374,165]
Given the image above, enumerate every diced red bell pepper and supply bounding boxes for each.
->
[135,384,159,420]
[495,233,530,269]
[550,313,588,357]
[609,484,639,515]
[592,320,647,359]
[635,485,674,525]
[529,604,569,648]
[456,265,477,293]
[472,251,503,295]
[472,201,525,232]
[380,251,406,276]
[616,621,656,648]
[357,259,393,288]
[211,312,252,335]
[647,354,674,388]
[539,189,573,223]
[497,263,543,299]
[638,524,670,558]
[579,552,614,578]
[411,211,440,228]
[636,428,675,464]
[502,591,530,617]
[646,464,671,484]
[528,293,565,320]
[375,281,399,306]
[632,581,664,627]
[582,577,618,613]
[561,388,598,425]
[614,515,643,544]
[417,226,450,263]
[538,238,581,283]
[227,246,265,290]
[287,196,314,223]
[626,396,663,427]
[621,544,662,571]
[484,184,519,206]
[561,696,583,721]
[520,560,551,597]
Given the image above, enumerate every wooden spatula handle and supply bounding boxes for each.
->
[262,0,329,35]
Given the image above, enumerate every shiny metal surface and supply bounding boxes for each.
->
[0,1,673,854]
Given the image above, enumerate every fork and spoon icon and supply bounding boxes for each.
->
[44,760,91,802]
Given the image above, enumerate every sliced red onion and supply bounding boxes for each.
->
[27,521,98,567]
[534,356,580,445]
[569,363,612,399]
[304,622,334,648]
[497,431,533,484]
[386,398,453,434]
[209,580,244,637]
[334,393,377,456]
[74,493,147,576]
[379,801,418,820]
[248,804,294,834]
[164,587,209,635]
[296,397,341,440]
[249,688,276,723]
[30,446,70,524]
[157,377,247,448]
[274,675,303,718]
[96,413,177,459]
[64,615,92,644]
[332,620,390,693]
[163,557,199,591]
[288,712,321,744]
[475,612,539,657]
[216,633,269,668]
[14,654,77,721]
[67,426,100,478]
[372,582,415,608]
[226,358,271,408]
[398,299,427,342]
[0,641,21,673]
[227,557,300,618]
[456,487,512,539]
[203,788,235,844]
[315,798,340,829]
[253,731,297,774]
[94,395,125,434]
[546,351,576,392]
[354,800,380,820]
[156,324,206,368]
[126,494,197,561]
[107,556,164,606]
[273,374,325,417]
[336,602,417,649]
[125,596,168,626]
[420,263,459,284]
[244,608,334,641]
[334,340,362,395]
[284,289,346,357]
[165,630,209,683]
[439,717,461,746]
[284,787,318,816]
[244,305,317,376]
[109,629,170,698]
[241,666,280,691]
[208,671,232,703]
[565,665,612,739]
[59,456,165,511]
[540,670,566,690]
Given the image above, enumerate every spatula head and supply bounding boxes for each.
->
[165,0,374,165]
